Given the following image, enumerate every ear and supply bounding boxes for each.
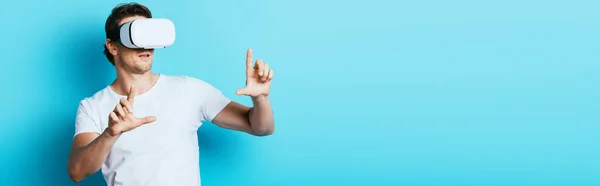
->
[106,39,118,56]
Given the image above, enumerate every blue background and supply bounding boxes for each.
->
[0,0,599,185]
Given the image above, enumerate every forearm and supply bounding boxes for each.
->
[68,130,119,182]
[249,95,274,136]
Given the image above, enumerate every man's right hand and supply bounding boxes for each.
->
[68,85,157,182]
[107,85,157,136]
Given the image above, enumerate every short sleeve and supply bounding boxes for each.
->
[186,76,232,122]
[74,100,101,137]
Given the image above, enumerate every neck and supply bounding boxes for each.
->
[111,69,159,96]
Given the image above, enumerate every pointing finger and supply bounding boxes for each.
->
[120,98,132,113]
[127,85,135,103]
[246,48,253,75]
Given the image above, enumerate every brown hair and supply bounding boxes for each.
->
[103,3,152,65]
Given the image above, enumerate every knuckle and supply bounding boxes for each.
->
[123,115,133,122]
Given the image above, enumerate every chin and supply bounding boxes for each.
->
[138,65,152,73]
[130,63,152,74]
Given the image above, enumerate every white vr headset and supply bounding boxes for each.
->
[118,18,176,49]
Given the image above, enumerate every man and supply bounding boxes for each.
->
[67,3,275,186]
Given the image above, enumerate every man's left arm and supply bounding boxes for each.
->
[212,95,274,136]
[211,48,275,136]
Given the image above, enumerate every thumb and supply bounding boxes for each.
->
[236,88,250,95]
[139,116,157,125]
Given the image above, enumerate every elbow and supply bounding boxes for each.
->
[253,126,274,137]
[67,164,87,183]
[68,167,83,183]
[70,176,83,183]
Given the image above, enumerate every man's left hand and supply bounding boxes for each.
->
[236,48,274,97]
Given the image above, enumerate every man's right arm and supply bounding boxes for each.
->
[67,131,119,182]
[67,85,156,182]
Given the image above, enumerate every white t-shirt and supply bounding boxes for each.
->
[74,74,231,186]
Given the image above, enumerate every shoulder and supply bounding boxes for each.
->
[163,74,217,90]
[158,74,210,87]
[161,74,224,97]
[76,86,113,115]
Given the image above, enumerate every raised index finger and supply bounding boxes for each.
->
[246,48,253,75]
[127,85,135,103]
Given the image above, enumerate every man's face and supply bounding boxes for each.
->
[107,16,154,74]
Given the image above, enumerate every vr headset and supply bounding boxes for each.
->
[118,18,176,49]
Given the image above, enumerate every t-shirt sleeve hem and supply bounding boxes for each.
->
[73,130,102,138]
[205,98,232,122]
[74,99,102,138]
